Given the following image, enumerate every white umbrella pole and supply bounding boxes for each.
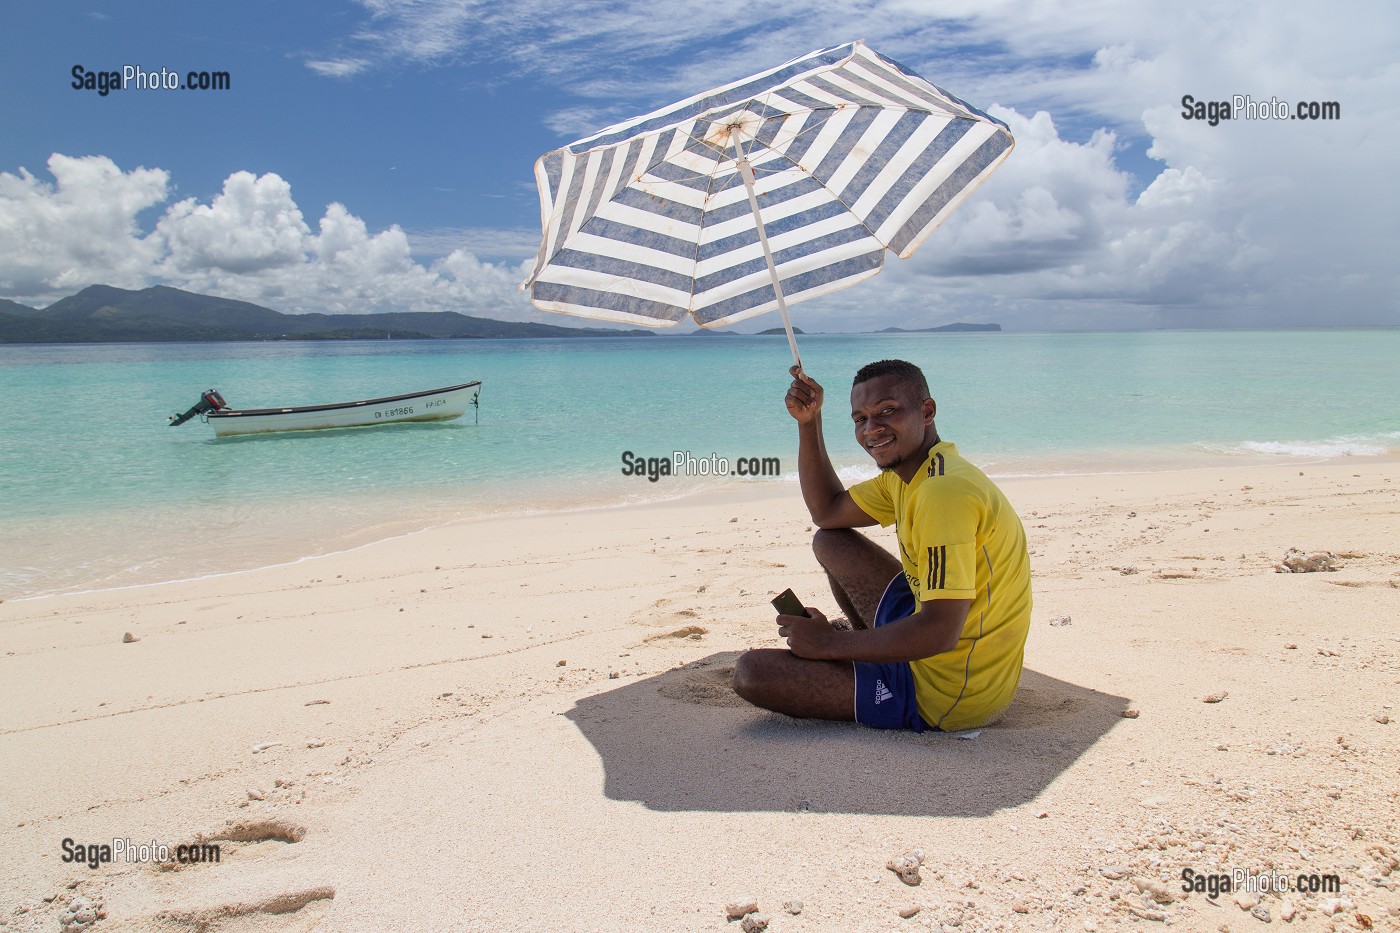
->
[734,138,802,371]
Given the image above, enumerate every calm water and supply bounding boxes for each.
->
[1,330,1396,598]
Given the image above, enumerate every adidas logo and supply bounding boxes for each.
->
[874,680,894,705]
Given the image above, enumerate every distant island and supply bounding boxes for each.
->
[750,323,999,335]
[877,323,1001,333]
[0,285,659,344]
[720,323,999,336]
[0,284,1003,343]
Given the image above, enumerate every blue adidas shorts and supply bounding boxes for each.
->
[852,575,931,732]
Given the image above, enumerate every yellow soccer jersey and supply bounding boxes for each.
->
[847,442,1032,730]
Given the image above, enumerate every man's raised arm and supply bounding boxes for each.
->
[785,367,877,529]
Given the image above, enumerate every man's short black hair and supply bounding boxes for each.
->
[853,359,930,400]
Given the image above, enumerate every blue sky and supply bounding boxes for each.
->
[2,1,1396,331]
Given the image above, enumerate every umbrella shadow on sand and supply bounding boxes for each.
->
[565,653,1126,817]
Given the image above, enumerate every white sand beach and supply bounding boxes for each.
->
[1,459,1397,931]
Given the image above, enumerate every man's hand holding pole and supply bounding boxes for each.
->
[786,365,847,527]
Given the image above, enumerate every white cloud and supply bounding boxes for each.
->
[406,226,542,262]
[158,171,311,275]
[0,154,168,296]
[787,105,1265,331]
[305,58,370,78]
[0,155,544,320]
[166,188,534,318]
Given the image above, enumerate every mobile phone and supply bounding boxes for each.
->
[770,588,810,617]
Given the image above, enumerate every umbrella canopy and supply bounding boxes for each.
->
[521,40,1014,362]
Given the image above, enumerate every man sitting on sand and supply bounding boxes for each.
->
[732,359,1032,732]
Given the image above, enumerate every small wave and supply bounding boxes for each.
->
[1202,431,1400,459]
[837,463,880,484]
[777,463,880,485]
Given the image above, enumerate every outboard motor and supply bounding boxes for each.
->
[169,389,228,426]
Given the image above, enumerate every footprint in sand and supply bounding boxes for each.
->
[644,624,708,643]
[157,818,307,872]
[657,666,749,708]
[141,818,334,932]
[152,886,335,932]
[209,817,307,845]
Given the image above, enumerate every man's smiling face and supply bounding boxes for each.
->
[850,374,937,477]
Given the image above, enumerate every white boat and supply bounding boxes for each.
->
[169,381,481,437]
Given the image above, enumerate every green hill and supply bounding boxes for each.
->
[0,298,39,317]
[0,285,658,343]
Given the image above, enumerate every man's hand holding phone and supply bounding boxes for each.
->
[771,589,840,660]
[770,588,808,618]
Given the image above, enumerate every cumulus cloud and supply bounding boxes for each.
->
[0,155,168,296]
[406,227,541,263]
[0,155,537,320]
[923,108,1248,300]
[165,187,531,317]
[783,103,1269,332]
[926,110,1133,276]
[159,171,312,275]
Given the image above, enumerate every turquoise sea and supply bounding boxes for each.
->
[1,329,1397,599]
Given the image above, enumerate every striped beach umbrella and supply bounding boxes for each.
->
[521,40,1014,366]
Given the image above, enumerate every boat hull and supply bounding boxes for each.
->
[206,381,481,437]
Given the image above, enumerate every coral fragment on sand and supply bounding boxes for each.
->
[887,849,926,885]
[1274,549,1339,572]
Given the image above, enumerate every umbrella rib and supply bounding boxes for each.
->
[690,157,721,319]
